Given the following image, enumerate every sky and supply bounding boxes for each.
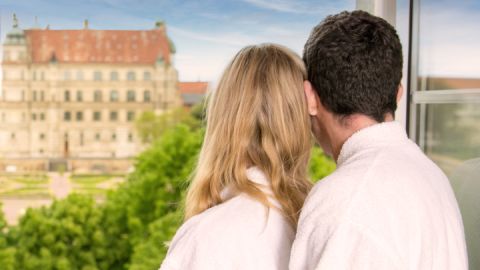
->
[0,0,479,83]
[0,0,355,82]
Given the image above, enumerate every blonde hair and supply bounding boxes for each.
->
[185,44,312,227]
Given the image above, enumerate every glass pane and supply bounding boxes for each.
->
[416,103,480,269]
[417,0,480,90]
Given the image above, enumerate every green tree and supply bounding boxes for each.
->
[0,203,16,270]
[309,146,336,181]
[135,109,201,143]
[10,194,105,270]
[1,105,336,270]
[129,210,183,270]
[100,124,202,269]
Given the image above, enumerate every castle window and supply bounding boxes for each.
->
[31,113,37,121]
[76,71,84,80]
[39,133,46,140]
[76,111,83,121]
[127,111,135,122]
[127,71,136,81]
[127,90,136,102]
[64,111,71,121]
[95,133,101,141]
[143,71,151,81]
[64,71,71,80]
[93,71,102,81]
[11,133,16,140]
[93,111,101,121]
[128,133,133,142]
[110,111,118,121]
[111,132,117,141]
[94,90,102,102]
[144,90,151,102]
[80,132,84,146]
[64,90,70,102]
[40,91,45,101]
[77,91,83,102]
[40,113,45,121]
[33,91,37,101]
[110,90,119,102]
[110,71,119,81]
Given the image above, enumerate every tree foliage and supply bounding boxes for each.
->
[0,107,335,269]
[309,146,336,182]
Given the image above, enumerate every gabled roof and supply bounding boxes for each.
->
[24,28,171,64]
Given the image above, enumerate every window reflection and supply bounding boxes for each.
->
[417,0,480,91]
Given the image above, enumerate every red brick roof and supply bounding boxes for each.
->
[179,82,209,94]
[24,28,171,64]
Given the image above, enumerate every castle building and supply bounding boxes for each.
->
[0,15,181,172]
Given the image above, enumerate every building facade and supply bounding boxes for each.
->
[179,81,209,109]
[0,16,181,172]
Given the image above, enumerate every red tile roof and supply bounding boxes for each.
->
[24,28,171,64]
[179,82,209,94]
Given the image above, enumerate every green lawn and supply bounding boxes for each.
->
[11,175,49,185]
[71,187,108,197]
[0,187,52,199]
[70,174,124,185]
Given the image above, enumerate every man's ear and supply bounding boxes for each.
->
[396,84,404,103]
[304,80,318,116]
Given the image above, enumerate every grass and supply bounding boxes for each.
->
[70,174,123,185]
[0,173,125,199]
[72,187,108,197]
[0,174,49,185]
[0,187,52,199]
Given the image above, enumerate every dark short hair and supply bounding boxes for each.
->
[303,10,403,122]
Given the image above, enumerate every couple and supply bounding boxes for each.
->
[160,11,468,270]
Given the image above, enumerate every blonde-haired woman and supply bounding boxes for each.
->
[160,44,312,270]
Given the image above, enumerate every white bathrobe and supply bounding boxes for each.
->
[290,121,468,270]
[160,167,294,270]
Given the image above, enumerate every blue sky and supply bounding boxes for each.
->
[0,0,355,82]
[1,0,479,82]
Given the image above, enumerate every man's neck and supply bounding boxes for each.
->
[329,115,390,162]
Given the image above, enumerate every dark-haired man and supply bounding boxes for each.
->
[290,10,468,270]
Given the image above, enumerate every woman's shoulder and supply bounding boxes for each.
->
[161,195,294,269]
[178,194,288,243]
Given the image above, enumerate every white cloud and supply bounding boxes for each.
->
[243,0,352,14]
[169,26,255,47]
